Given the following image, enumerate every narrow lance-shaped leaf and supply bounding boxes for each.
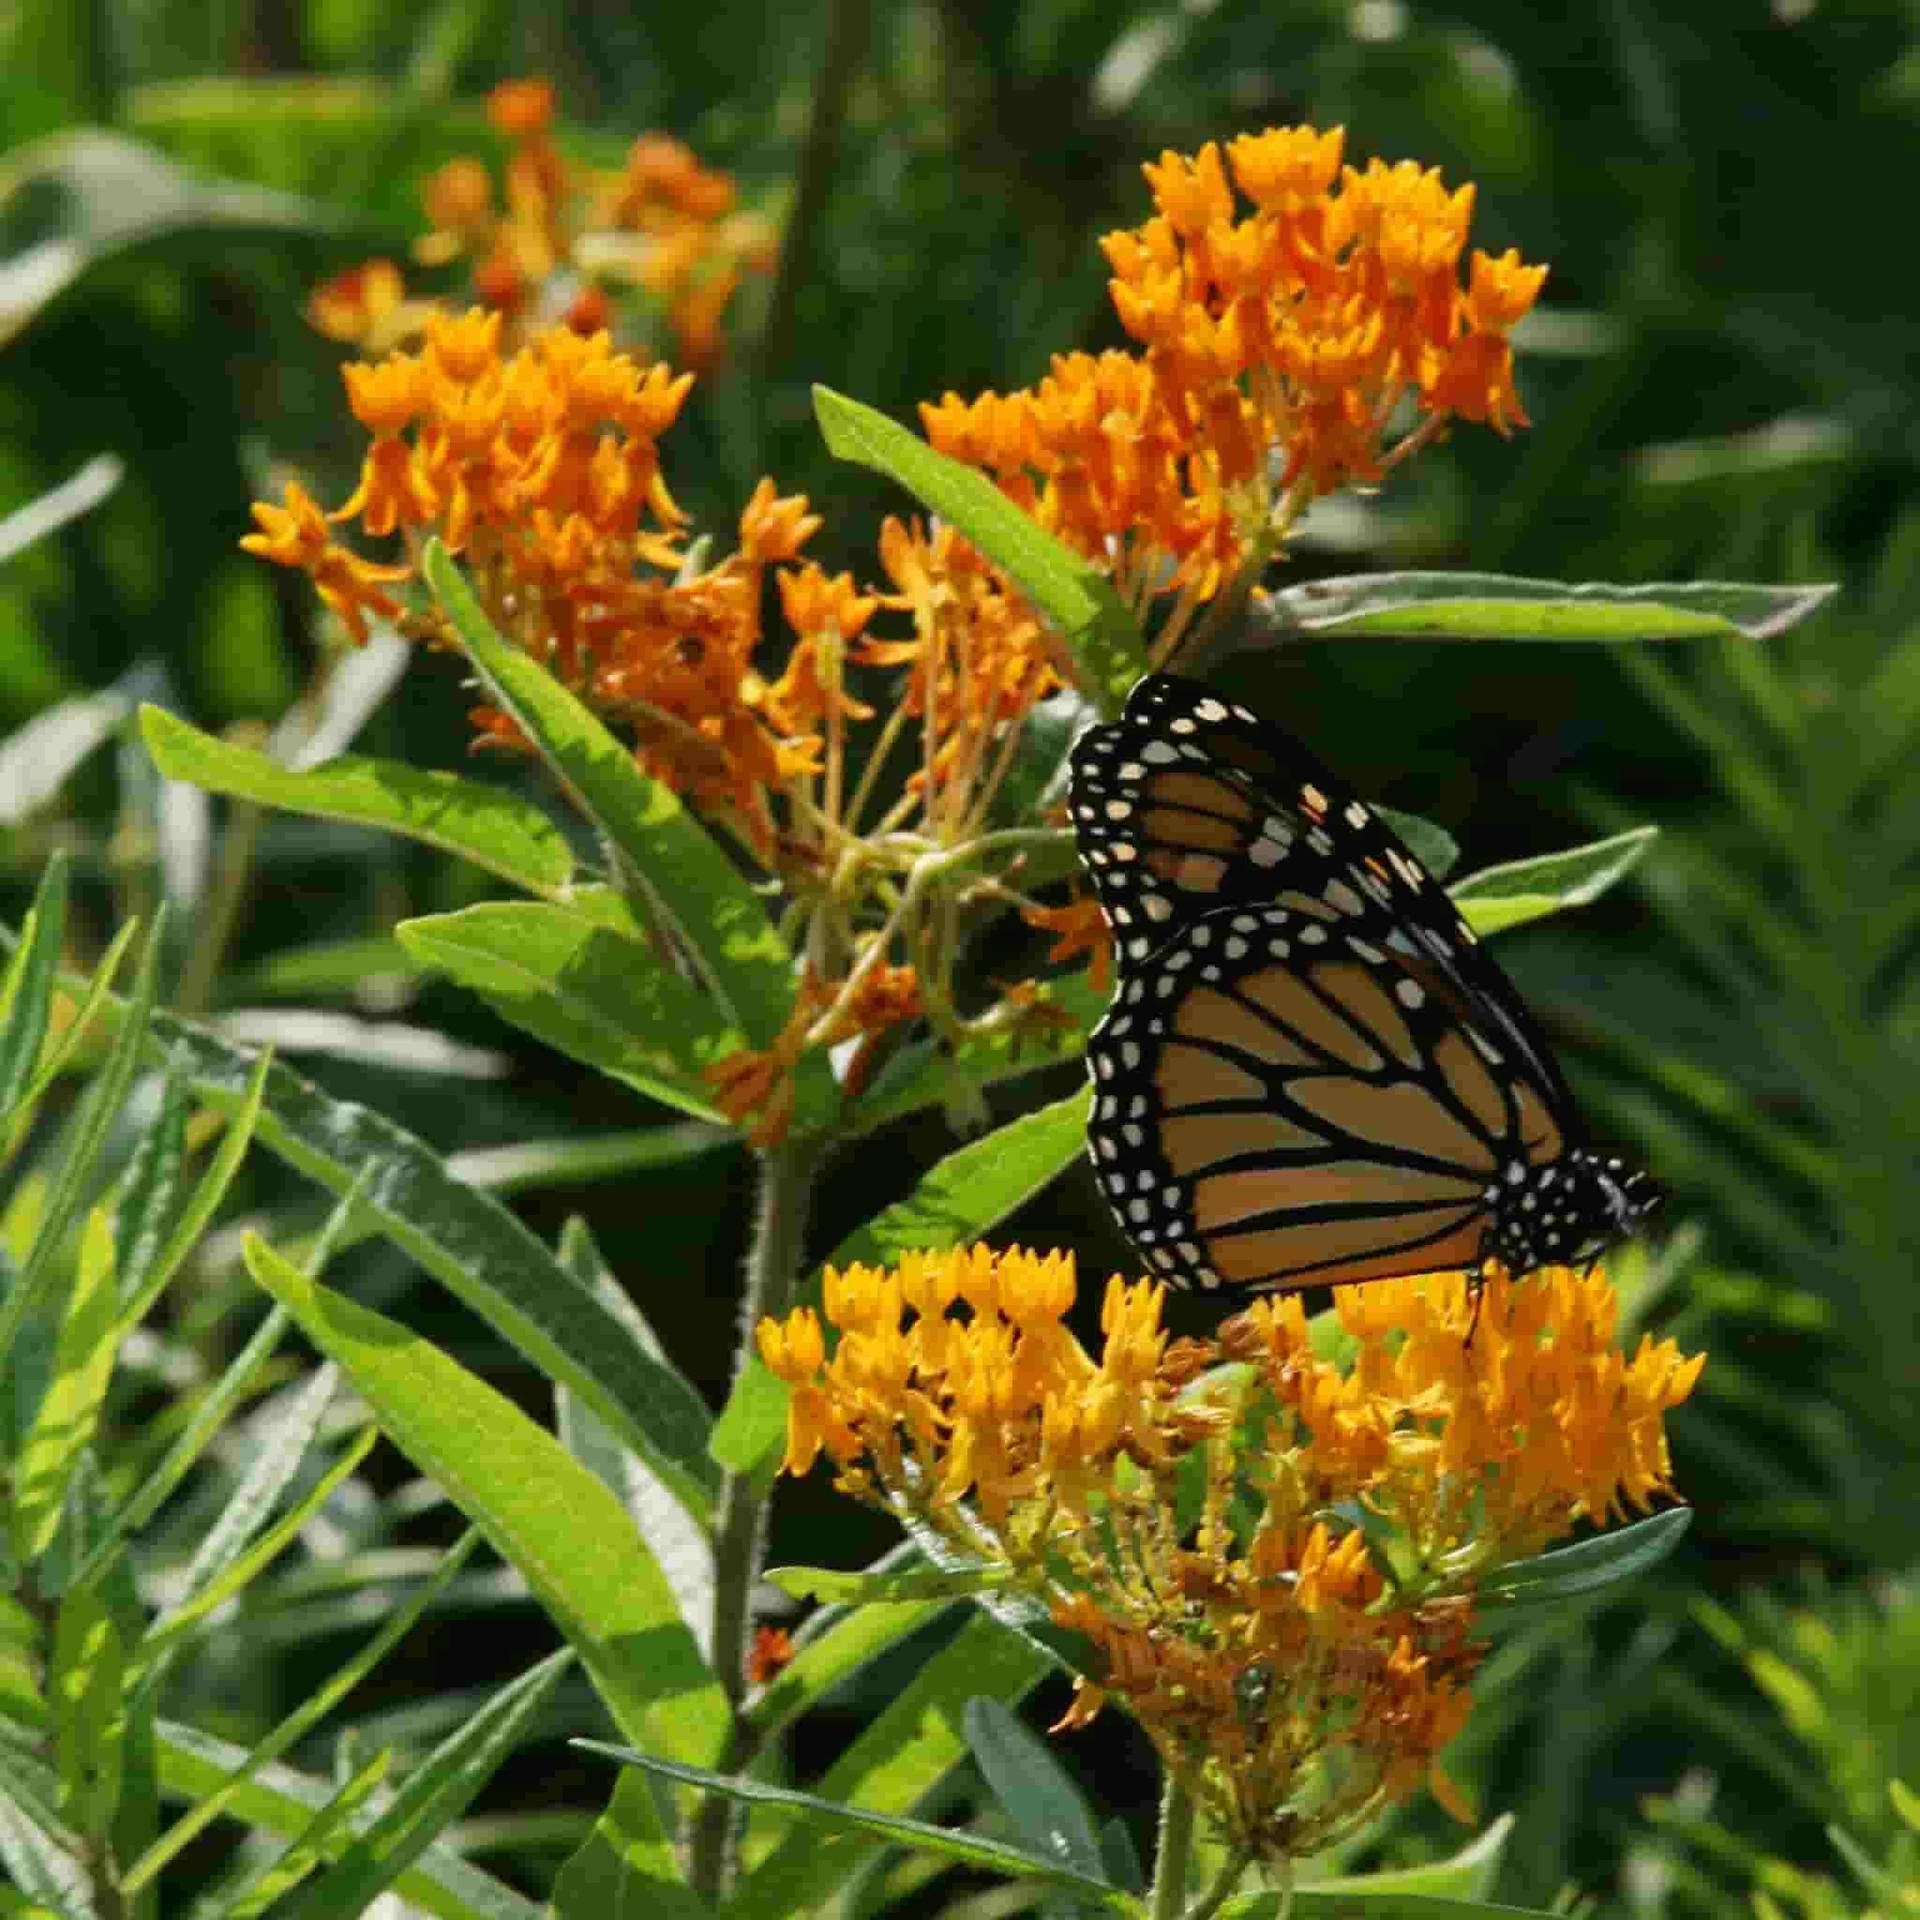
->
[422,542,831,1127]
[725,1609,1059,1916]
[121,1002,720,1525]
[396,903,736,1124]
[243,1238,731,1768]
[1260,572,1838,645]
[276,1650,575,1920]
[221,1748,393,1918]
[0,850,68,1124]
[123,1530,487,1896]
[1475,1508,1693,1619]
[1450,827,1659,938]
[13,1205,121,1566]
[964,1698,1109,1885]
[812,386,1148,712]
[50,1583,125,1840]
[151,1717,546,1920]
[0,909,162,1375]
[139,706,576,896]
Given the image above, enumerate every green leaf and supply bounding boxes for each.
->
[550,1770,706,1920]
[131,1004,721,1525]
[75,1304,293,1594]
[766,1564,1002,1605]
[141,1423,380,1665]
[124,1531,485,1895]
[726,1609,1059,1913]
[0,1748,82,1909]
[580,1634,1129,1915]
[964,1697,1109,1884]
[1262,573,1837,645]
[396,903,737,1122]
[217,1749,394,1917]
[0,913,161,1377]
[422,543,821,1107]
[1476,1508,1693,1619]
[1227,1894,1561,1920]
[242,1239,730,1765]
[745,1547,955,1745]
[49,1585,124,1838]
[278,1651,575,1920]
[112,1047,271,1333]
[1308,1814,1513,1900]
[1,916,143,1161]
[1450,827,1660,937]
[157,1359,340,1625]
[1379,807,1460,884]
[813,387,1147,712]
[152,1717,544,1920]
[228,935,421,1001]
[12,1206,120,1566]
[828,1088,1092,1274]
[552,1220,714,1651]
[0,852,68,1126]
[139,706,575,896]
[446,1121,731,1196]
[0,130,336,348]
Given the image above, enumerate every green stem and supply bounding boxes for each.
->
[1149,1769,1197,1920]
[685,1133,825,1900]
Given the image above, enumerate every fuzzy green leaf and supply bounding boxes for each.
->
[766,1564,1001,1605]
[152,1717,543,1920]
[548,1772,705,1920]
[964,1697,1108,1884]
[727,1609,1057,1913]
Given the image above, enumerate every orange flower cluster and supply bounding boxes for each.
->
[759,1246,1702,1862]
[924,124,1546,633]
[309,78,774,371]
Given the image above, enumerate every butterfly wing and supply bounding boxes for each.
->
[1069,674,1604,1292]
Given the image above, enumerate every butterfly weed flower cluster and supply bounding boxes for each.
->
[924,124,1545,654]
[759,1246,1702,1865]
[306,77,774,371]
[242,109,1550,1147]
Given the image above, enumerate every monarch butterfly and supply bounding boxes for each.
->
[1067,673,1659,1292]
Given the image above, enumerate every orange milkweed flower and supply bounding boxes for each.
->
[764,1247,1700,1866]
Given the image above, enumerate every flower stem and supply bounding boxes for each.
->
[1150,1769,1197,1920]
[686,1132,824,1900]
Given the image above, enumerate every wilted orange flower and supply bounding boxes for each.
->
[762,1246,1700,1864]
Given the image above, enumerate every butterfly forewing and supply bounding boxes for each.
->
[1068,674,1657,1292]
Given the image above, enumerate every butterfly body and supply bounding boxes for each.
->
[1067,674,1659,1293]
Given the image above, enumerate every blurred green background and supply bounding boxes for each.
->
[5,0,1918,1911]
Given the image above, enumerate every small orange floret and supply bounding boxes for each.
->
[488,78,555,137]
[307,259,407,343]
